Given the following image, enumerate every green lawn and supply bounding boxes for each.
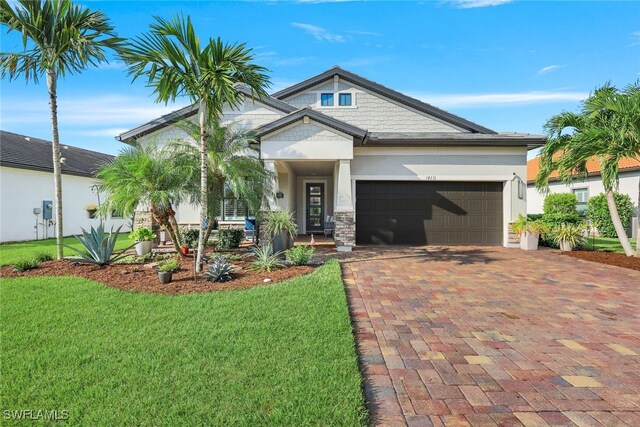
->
[584,236,637,253]
[0,234,135,266]
[0,260,368,426]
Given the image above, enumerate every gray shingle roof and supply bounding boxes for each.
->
[0,130,114,177]
[366,131,545,147]
[253,108,368,140]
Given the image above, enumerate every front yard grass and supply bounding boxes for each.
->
[0,234,135,266]
[0,260,368,426]
[584,236,637,254]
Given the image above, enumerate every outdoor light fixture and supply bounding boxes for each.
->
[276,191,284,199]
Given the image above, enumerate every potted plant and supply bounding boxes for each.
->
[512,215,545,251]
[179,228,200,255]
[84,203,98,219]
[129,227,156,256]
[262,211,297,255]
[156,258,179,284]
[554,223,586,252]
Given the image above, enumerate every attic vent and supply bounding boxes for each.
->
[24,137,31,141]
[303,116,310,124]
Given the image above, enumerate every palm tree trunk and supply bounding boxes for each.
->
[47,70,64,260]
[195,101,208,272]
[605,188,634,256]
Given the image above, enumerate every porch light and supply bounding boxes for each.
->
[276,191,284,199]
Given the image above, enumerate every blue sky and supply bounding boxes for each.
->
[1,0,639,157]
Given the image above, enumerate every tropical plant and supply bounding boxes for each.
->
[204,255,235,282]
[33,252,54,262]
[585,192,634,238]
[12,258,39,272]
[179,228,200,249]
[97,141,190,254]
[170,122,273,246]
[119,14,270,271]
[215,228,245,250]
[512,215,546,238]
[249,244,284,272]
[285,245,315,266]
[0,0,123,260]
[543,193,578,216]
[535,82,640,256]
[129,227,156,242]
[262,211,297,240]
[157,257,180,273]
[65,223,131,266]
[553,223,587,251]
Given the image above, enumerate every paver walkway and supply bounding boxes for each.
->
[342,246,640,426]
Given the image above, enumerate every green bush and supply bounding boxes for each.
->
[285,245,315,265]
[33,252,54,263]
[585,192,634,238]
[129,227,156,241]
[13,258,39,272]
[543,193,578,215]
[526,213,544,221]
[179,228,200,249]
[215,228,244,250]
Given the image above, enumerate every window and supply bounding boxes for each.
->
[573,188,588,214]
[222,183,254,221]
[320,93,334,106]
[338,93,352,106]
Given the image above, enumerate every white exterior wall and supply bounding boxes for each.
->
[261,121,353,160]
[282,80,464,133]
[527,171,639,237]
[0,166,130,243]
[351,146,529,246]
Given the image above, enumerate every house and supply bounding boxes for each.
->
[527,156,640,237]
[118,66,544,250]
[0,130,130,243]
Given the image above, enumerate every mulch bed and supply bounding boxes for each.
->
[561,250,640,272]
[0,253,316,295]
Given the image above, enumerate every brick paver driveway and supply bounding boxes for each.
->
[342,246,640,426]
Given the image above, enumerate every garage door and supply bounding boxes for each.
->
[355,181,503,245]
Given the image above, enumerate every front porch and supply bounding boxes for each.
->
[267,159,355,251]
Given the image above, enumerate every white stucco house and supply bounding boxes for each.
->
[0,130,130,243]
[117,67,544,250]
[527,156,640,238]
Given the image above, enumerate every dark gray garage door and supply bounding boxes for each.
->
[355,181,503,245]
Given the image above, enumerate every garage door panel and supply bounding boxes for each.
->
[356,181,503,245]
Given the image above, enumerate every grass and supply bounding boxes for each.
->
[0,260,368,426]
[0,234,135,266]
[583,236,637,254]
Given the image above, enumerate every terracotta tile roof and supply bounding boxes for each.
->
[527,156,640,183]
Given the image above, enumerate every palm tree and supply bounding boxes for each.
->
[0,0,122,260]
[169,121,273,245]
[118,14,270,271]
[96,141,190,253]
[536,82,640,256]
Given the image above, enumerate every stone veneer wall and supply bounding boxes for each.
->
[133,208,161,245]
[334,211,355,249]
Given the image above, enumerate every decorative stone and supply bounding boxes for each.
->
[263,278,272,283]
[333,210,355,251]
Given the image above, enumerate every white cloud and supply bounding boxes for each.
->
[291,22,345,42]
[537,64,564,75]
[631,30,640,47]
[346,30,381,36]
[410,91,588,108]
[449,0,512,8]
[97,60,126,70]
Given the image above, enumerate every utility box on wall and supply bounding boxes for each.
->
[42,200,53,220]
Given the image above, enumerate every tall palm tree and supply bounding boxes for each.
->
[169,121,273,245]
[536,82,640,256]
[119,14,270,271]
[96,141,190,253]
[0,0,122,259]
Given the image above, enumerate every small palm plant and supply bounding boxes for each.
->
[554,223,586,252]
[66,222,132,265]
[249,244,284,272]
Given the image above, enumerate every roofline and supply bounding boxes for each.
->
[363,139,545,148]
[526,166,640,184]
[271,66,497,135]
[253,108,368,140]
[0,161,100,178]
[116,90,297,143]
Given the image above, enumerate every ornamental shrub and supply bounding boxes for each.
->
[585,192,634,238]
[215,228,244,250]
[543,193,578,215]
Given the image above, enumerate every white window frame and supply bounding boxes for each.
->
[573,188,589,213]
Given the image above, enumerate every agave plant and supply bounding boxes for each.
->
[204,256,235,282]
[65,222,132,266]
[249,244,284,272]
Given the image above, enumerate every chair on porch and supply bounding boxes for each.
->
[324,215,334,238]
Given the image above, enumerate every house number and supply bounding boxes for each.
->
[425,176,437,180]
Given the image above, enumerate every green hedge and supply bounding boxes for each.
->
[585,192,633,238]
[543,193,578,215]
[216,228,245,250]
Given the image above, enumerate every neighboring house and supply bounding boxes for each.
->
[0,130,130,243]
[118,66,544,251]
[527,156,640,237]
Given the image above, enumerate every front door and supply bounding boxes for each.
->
[306,183,324,234]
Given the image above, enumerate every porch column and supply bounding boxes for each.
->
[334,159,355,251]
[262,160,280,211]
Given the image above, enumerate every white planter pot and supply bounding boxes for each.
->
[520,232,539,251]
[135,240,152,256]
[559,240,573,252]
